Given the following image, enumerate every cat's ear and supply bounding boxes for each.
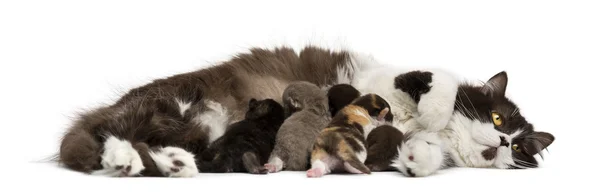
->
[377,107,390,121]
[289,98,302,110]
[522,132,555,156]
[482,71,508,97]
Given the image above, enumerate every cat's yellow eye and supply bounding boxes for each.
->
[512,144,521,152]
[491,112,502,126]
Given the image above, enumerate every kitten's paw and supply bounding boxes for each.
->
[306,168,324,178]
[150,146,198,177]
[265,156,283,173]
[264,163,279,173]
[392,132,444,177]
[92,136,144,177]
[249,167,269,175]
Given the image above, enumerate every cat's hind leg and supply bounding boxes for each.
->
[91,136,145,177]
[149,146,198,177]
[307,149,336,178]
[264,155,284,173]
[242,152,269,174]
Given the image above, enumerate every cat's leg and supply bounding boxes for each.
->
[264,155,284,173]
[242,152,269,174]
[91,136,145,177]
[391,131,446,177]
[148,146,199,177]
[306,150,335,178]
[394,70,458,132]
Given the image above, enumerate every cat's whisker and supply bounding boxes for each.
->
[513,159,537,168]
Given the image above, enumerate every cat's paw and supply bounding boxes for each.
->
[392,132,444,177]
[265,156,283,173]
[415,70,457,131]
[249,167,270,174]
[150,146,198,177]
[306,168,325,178]
[92,136,144,177]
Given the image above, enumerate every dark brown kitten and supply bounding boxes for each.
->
[364,125,404,172]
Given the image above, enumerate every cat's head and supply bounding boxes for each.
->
[245,98,285,122]
[327,84,361,117]
[351,93,394,123]
[453,71,555,169]
[282,81,329,117]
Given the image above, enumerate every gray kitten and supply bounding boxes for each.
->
[264,81,331,172]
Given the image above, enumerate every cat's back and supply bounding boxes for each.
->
[280,110,329,138]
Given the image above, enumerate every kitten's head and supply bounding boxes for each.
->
[282,81,329,117]
[453,71,555,169]
[327,84,361,117]
[351,94,393,123]
[246,98,285,122]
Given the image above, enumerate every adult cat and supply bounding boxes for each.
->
[57,46,553,177]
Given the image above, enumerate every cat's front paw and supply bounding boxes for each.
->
[150,146,198,177]
[392,132,445,177]
[415,70,458,131]
[92,136,145,177]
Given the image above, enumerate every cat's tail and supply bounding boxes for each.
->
[337,149,371,174]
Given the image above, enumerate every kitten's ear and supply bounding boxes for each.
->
[289,98,302,110]
[249,98,258,108]
[377,107,390,121]
[522,132,555,156]
[482,71,508,97]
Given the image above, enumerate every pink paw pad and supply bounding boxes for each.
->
[264,164,277,173]
[306,168,324,178]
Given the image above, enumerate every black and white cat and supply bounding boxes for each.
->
[347,53,555,176]
[57,46,554,177]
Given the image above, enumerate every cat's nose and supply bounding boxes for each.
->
[500,136,509,147]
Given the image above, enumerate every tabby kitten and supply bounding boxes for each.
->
[307,94,393,178]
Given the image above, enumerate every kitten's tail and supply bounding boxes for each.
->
[338,150,371,174]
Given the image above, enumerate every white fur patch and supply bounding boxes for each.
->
[416,70,458,132]
[356,149,367,163]
[441,112,512,168]
[176,99,192,116]
[149,146,198,177]
[392,131,445,177]
[92,136,144,177]
[495,129,524,168]
[193,100,229,143]
[265,156,284,173]
[310,159,331,175]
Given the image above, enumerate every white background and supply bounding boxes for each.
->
[1,0,598,191]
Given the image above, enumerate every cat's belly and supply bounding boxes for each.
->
[351,67,420,132]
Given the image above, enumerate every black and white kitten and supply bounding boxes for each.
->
[198,98,285,174]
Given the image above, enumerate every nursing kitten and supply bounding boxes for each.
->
[264,81,330,172]
[307,94,393,178]
[364,125,404,172]
[327,84,361,117]
[198,98,284,174]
